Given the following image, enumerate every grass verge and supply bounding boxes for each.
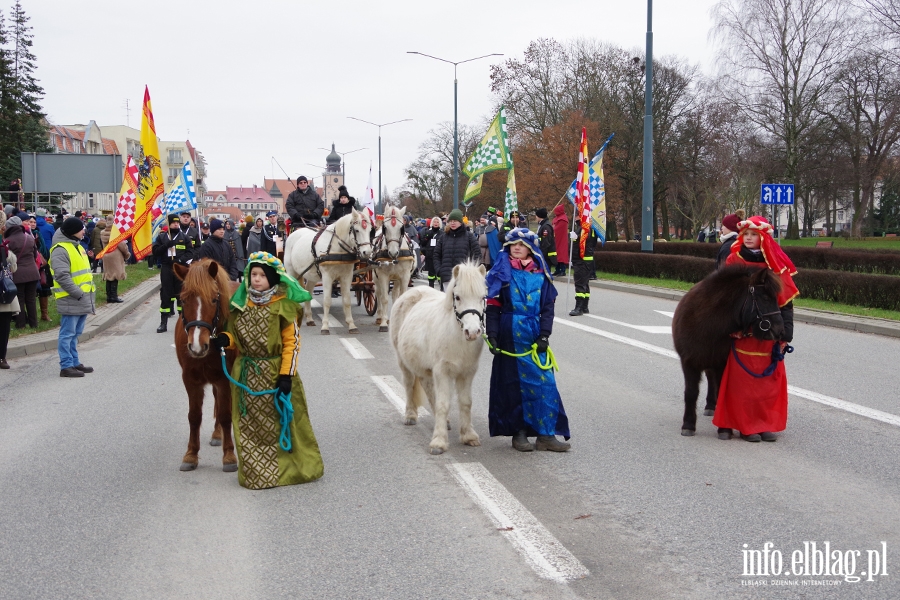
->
[590,270,900,322]
[9,264,159,339]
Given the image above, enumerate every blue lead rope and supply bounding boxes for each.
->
[731,341,794,378]
[220,350,294,452]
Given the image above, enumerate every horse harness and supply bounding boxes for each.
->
[371,221,415,263]
[732,284,793,378]
[739,284,780,336]
[295,218,372,279]
[452,292,486,331]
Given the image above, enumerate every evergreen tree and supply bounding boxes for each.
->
[0,1,50,190]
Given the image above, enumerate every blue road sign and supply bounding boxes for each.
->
[761,183,795,205]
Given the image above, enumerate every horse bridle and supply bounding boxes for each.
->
[742,285,780,334]
[453,293,486,331]
[349,217,372,259]
[182,291,221,337]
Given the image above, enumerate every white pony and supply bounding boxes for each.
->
[372,205,415,333]
[390,261,487,454]
[283,210,373,334]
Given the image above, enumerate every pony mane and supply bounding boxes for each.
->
[332,212,355,239]
[180,258,233,319]
[445,260,487,302]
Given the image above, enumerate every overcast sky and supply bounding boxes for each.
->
[29,0,719,199]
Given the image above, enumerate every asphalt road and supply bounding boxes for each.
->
[1,280,897,599]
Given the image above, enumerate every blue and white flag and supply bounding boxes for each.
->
[567,133,614,244]
[152,161,197,239]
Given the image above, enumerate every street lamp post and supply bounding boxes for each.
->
[641,0,654,252]
[347,117,411,213]
[317,146,367,189]
[407,51,503,210]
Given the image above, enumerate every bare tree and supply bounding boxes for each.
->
[713,0,854,236]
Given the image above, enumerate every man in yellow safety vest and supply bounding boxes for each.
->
[49,217,96,378]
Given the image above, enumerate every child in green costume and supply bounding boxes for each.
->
[218,251,324,489]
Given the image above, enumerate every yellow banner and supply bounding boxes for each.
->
[131,86,164,260]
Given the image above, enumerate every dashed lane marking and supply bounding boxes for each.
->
[339,338,373,359]
[447,462,590,583]
[584,314,670,334]
[371,375,430,416]
[555,317,900,429]
[655,310,675,318]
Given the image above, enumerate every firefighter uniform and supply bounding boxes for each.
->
[152,215,194,333]
[569,226,597,316]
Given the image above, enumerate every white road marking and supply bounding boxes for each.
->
[339,337,373,359]
[310,299,320,308]
[555,317,900,429]
[371,375,429,417]
[326,314,343,328]
[655,310,675,318]
[585,314,671,334]
[447,462,590,583]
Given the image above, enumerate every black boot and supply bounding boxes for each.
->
[107,280,123,303]
[512,430,534,452]
[156,313,168,333]
[568,298,584,317]
[581,296,590,314]
[111,280,123,303]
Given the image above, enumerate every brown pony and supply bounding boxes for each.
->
[172,259,238,472]
[672,265,785,437]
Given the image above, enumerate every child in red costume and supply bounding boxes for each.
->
[713,216,798,442]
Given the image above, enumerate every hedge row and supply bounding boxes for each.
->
[599,241,900,275]
[593,252,900,310]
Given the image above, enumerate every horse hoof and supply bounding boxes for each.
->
[680,429,696,437]
[430,447,445,455]
[179,462,198,471]
[306,321,316,327]
[209,438,222,447]
[703,409,715,416]
[321,330,330,335]
[378,326,388,333]
[348,328,359,334]
[403,418,417,426]
[222,463,238,473]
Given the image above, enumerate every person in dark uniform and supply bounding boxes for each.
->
[534,208,557,274]
[501,210,521,242]
[286,176,324,229]
[197,218,240,281]
[568,225,597,316]
[152,214,193,333]
[179,211,198,248]
[261,211,279,255]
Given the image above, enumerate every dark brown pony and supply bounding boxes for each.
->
[672,265,785,437]
[172,259,238,472]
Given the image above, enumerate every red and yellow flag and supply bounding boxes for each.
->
[95,155,140,259]
[130,86,165,260]
[576,128,591,258]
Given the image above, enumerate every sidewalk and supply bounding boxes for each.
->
[6,275,161,359]
[557,276,900,339]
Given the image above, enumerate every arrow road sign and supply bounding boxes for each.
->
[761,183,795,205]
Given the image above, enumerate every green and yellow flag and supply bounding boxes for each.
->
[504,167,518,215]
[462,106,514,205]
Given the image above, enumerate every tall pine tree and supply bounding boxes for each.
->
[0,1,50,191]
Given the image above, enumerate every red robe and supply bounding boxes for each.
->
[713,253,789,434]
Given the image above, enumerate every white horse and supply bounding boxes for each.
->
[283,210,373,334]
[372,205,415,333]
[390,261,487,454]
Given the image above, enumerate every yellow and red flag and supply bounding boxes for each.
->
[96,155,140,259]
[131,86,165,259]
[575,128,591,258]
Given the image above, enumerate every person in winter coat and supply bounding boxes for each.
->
[240,214,254,254]
[3,216,40,329]
[246,217,264,255]
[152,214,194,332]
[477,216,502,269]
[197,218,240,280]
[568,226,597,316]
[485,228,570,452]
[286,176,324,229]
[90,219,107,272]
[433,209,480,286]
[716,210,744,269]
[50,218,96,378]
[403,215,421,278]
[327,186,356,223]
[534,208,557,274]
[551,204,570,276]
[0,212,19,368]
[100,220,130,303]
[420,217,443,288]
[223,219,246,275]
[25,214,52,321]
[34,208,55,251]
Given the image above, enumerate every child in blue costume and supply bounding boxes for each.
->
[485,228,571,452]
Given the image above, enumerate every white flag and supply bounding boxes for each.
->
[363,162,376,217]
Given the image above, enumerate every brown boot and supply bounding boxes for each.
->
[39,296,51,322]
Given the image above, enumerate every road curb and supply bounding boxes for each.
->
[555,276,900,339]
[6,276,161,359]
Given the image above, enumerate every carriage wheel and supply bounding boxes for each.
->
[364,289,377,316]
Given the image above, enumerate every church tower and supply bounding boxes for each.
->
[323,143,343,205]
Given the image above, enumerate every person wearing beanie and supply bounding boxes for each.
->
[214,251,324,489]
[716,209,745,269]
[327,186,355,224]
[151,213,194,332]
[197,218,240,281]
[286,175,324,229]
[240,214,255,254]
[433,208,479,287]
[3,215,41,330]
[50,217,95,377]
[501,210,521,240]
[420,216,444,288]
[534,208,557,275]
